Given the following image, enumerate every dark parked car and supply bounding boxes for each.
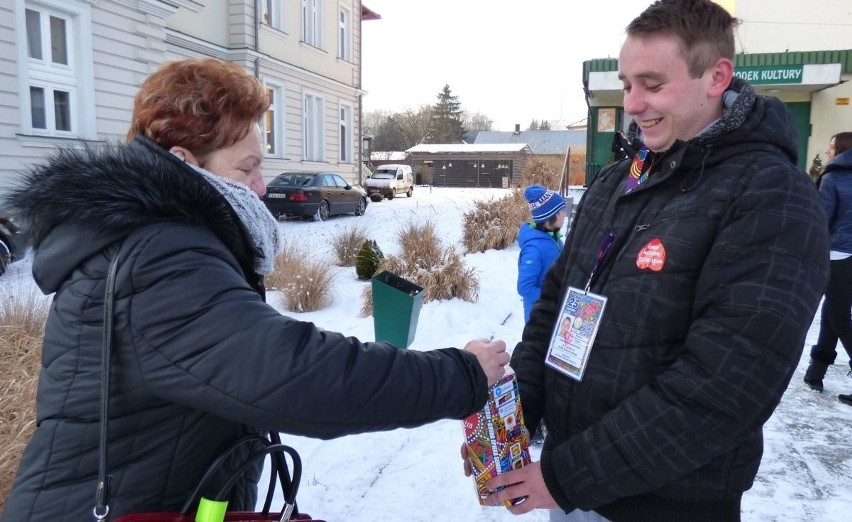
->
[262,171,368,221]
[0,215,23,277]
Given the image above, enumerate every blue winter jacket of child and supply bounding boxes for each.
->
[517,222,563,322]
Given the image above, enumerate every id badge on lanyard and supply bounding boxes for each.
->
[545,231,613,381]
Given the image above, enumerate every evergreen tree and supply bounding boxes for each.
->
[528,119,539,131]
[425,84,466,143]
[540,120,552,130]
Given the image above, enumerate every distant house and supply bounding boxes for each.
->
[474,129,587,185]
[474,129,585,154]
[406,143,531,187]
[0,1,381,191]
[369,151,409,170]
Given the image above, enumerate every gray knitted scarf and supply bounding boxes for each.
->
[190,163,282,275]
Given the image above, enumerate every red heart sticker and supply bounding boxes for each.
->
[636,238,666,271]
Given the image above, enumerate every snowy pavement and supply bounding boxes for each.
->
[3,186,850,521]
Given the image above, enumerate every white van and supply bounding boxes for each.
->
[366,164,414,200]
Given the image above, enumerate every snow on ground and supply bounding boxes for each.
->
[3,186,850,521]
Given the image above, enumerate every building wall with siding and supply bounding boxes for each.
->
[732,0,850,54]
[0,0,367,193]
[0,0,31,191]
[0,0,175,193]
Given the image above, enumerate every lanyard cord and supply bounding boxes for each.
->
[584,230,616,294]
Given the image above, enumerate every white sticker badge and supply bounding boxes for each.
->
[545,287,607,381]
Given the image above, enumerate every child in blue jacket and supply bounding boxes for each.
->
[517,185,567,323]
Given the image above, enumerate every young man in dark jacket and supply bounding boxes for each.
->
[478,0,830,520]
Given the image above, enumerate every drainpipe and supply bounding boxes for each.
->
[357,3,364,186]
[253,0,260,78]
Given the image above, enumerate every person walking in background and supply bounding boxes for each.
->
[475,1,830,520]
[0,58,509,522]
[804,132,852,403]
[517,185,567,323]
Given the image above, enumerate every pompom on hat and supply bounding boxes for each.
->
[524,185,566,224]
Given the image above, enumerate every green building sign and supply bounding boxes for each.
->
[734,65,804,85]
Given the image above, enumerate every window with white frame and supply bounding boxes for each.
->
[301,0,323,48]
[23,3,80,135]
[303,92,325,161]
[338,7,351,61]
[339,103,352,163]
[262,0,284,30]
[263,83,285,157]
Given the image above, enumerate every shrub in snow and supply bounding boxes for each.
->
[267,244,335,313]
[521,156,563,189]
[462,189,528,253]
[332,225,369,267]
[280,259,335,313]
[355,239,384,281]
[0,285,49,507]
[360,221,479,316]
[265,242,299,290]
[397,220,442,268]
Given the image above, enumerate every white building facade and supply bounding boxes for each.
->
[0,0,379,191]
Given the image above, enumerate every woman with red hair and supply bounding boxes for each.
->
[1,58,508,521]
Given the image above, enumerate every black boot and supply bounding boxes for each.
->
[841,370,852,405]
[804,360,829,392]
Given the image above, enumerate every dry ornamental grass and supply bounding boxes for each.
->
[361,221,479,315]
[521,156,564,188]
[397,220,442,268]
[461,189,529,253]
[0,286,50,509]
[279,260,335,312]
[267,243,335,313]
[331,225,369,266]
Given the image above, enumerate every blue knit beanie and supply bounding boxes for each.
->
[524,185,566,224]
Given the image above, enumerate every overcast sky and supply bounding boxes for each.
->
[361,0,654,131]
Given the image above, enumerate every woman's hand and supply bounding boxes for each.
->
[463,338,509,386]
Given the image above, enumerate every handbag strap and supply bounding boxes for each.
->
[181,434,273,514]
[181,440,301,521]
[214,444,300,522]
[269,431,297,513]
[94,252,121,521]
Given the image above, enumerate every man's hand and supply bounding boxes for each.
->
[484,461,559,515]
[463,338,509,386]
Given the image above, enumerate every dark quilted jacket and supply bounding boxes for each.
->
[511,79,829,521]
[0,136,488,521]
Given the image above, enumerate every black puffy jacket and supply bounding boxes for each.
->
[1,136,488,521]
[511,80,829,521]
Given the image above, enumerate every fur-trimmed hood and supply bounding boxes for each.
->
[3,135,256,292]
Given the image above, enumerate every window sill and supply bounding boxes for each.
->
[299,42,327,56]
[16,132,103,149]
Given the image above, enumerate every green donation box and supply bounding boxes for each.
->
[371,270,425,349]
